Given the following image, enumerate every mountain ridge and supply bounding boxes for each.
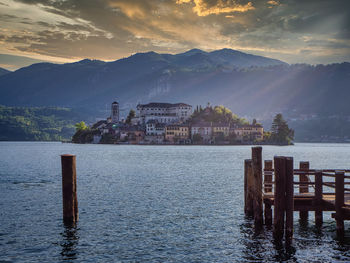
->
[0,49,349,120]
[0,67,10,76]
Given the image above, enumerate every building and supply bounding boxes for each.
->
[111,101,119,123]
[92,120,107,130]
[146,120,166,136]
[212,123,230,137]
[234,124,264,141]
[191,122,212,142]
[119,126,145,144]
[145,120,166,143]
[135,102,192,124]
[165,124,190,143]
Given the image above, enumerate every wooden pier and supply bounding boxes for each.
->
[244,147,350,243]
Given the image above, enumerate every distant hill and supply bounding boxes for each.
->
[0,67,10,76]
[0,49,349,122]
[0,105,91,141]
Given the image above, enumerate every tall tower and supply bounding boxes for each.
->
[111,101,119,123]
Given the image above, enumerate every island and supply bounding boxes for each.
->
[72,101,293,145]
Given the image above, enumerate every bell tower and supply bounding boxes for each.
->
[111,101,119,122]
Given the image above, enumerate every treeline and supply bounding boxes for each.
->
[191,104,249,125]
[290,117,350,142]
[0,105,86,141]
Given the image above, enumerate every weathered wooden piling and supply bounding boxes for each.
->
[314,170,323,226]
[285,157,294,244]
[335,171,345,236]
[273,156,286,241]
[264,160,273,193]
[299,161,310,221]
[252,147,263,227]
[244,159,254,216]
[61,154,78,224]
[264,160,273,226]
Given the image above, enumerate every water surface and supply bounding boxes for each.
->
[1,142,350,262]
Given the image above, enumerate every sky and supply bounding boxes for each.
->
[0,0,349,70]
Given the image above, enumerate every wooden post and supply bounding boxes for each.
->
[252,147,263,228]
[314,170,323,226]
[335,171,345,236]
[244,159,254,216]
[273,156,286,241]
[264,160,273,226]
[264,160,273,193]
[285,157,294,244]
[61,154,78,225]
[299,161,309,221]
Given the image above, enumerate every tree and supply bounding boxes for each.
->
[126,109,136,124]
[75,121,88,131]
[270,113,294,145]
[72,128,95,143]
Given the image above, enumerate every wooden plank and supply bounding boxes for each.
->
[264,160,273,193]
[264,160,273,226]
[315,170,323,226]
[299,161,309,221]
[252,147,263,228]
[273,156,286,241]
[285,157,294,244]
[335,171,345,236]
[244,159,253,216]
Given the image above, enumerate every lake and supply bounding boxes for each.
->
[1,142,350,262]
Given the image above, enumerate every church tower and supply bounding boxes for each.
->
[111,101,119,122]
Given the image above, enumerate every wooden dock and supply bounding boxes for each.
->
[244,147,350,244]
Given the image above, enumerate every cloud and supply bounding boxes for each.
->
[0,0,348,67]
[177,0,255,16]
[267,0,279,6]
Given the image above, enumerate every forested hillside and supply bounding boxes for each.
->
[0,106,88,141]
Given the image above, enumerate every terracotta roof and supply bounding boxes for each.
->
[92,120,107,129]
[236,124,263,128]
[191,121,212,127]
[137,102,191,108]
[166,123,189,128]
[146,119,158,124]
[212,122,230,127]
[120,125,144,132]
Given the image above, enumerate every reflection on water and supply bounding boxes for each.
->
[240,218,297,262]
[60,224,79,261]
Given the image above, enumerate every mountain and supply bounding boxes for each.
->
[0,67,10,76]
[0,49,349,122]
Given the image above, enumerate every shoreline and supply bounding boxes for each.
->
[1,140,350,145]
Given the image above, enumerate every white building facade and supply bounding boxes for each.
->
[146,120,165,136]
[145,120,166,143]
[136,102,192,124]
[191,122,212,141]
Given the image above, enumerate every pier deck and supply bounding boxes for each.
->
[264,193,350,215]
[244,147,350,244]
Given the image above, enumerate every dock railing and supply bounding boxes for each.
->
[244,147,350,243]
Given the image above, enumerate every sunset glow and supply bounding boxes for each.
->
[0,0,349,69]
